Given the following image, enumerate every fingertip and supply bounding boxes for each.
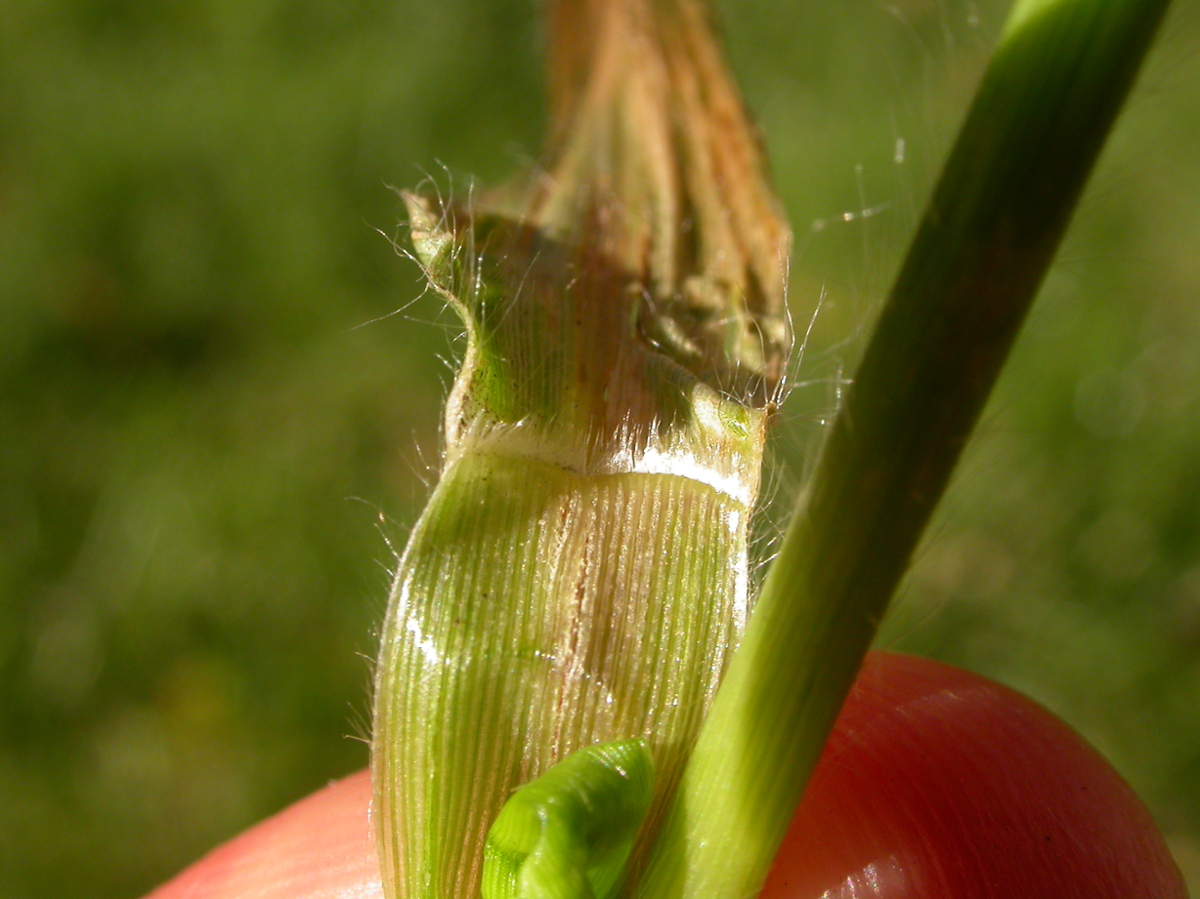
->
[145,770,381,899]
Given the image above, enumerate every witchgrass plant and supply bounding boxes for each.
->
[372,2,1173,899]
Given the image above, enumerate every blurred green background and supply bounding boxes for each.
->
[1,0,1198,895]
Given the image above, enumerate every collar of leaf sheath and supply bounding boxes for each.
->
[405,194,766,507]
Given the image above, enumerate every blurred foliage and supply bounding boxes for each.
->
[0,0,1198,896]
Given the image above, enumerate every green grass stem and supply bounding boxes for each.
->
[632,2,1174,898]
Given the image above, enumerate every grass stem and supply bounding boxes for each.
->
[633,2,1174,897]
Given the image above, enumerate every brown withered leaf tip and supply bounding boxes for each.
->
[484,0,794,409]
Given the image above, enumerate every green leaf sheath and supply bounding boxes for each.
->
[373,452,752,899]
[375,192,770,899]
[634,2,1174,899]
[483,740,655,899]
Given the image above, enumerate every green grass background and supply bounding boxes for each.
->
[1,0,1198,895]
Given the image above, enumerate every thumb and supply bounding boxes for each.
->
[144,770,381,899]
